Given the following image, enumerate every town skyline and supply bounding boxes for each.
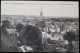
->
[1,1,79,18]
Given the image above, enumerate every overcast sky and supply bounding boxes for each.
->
[1,1,79,18]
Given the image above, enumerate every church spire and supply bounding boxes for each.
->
[40,6,43,20]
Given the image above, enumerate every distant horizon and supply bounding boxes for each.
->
[1,15,79,19]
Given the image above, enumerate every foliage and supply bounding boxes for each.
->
[63,31,77,52]
[16,24,23,32]
[2,20,10,28]
[36,21,46,29]
[20,25,43,51]
[63,31,76,42]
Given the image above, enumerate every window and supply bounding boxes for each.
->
[12,36,15,40]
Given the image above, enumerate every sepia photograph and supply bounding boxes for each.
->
[1,1,79,52]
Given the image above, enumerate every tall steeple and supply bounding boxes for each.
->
[40,6,43,20]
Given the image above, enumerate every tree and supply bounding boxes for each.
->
[16,23,23,33]
[20,25,43,52]
[40,21,46,29]
[2,20,10,28]
[35,21,46,31]
[75,29,79,42]
[63,31,76,52]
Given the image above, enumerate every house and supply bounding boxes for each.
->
[6,29,18,45]
[6,29,17,35]
[42,32,64,44]
[56,27,61,34]
[49,25,57,33]
[18,45,33,52]
[27,21,35,26]
[1,27,19,52]
[22,22,27,26]
[49,34,64,41]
